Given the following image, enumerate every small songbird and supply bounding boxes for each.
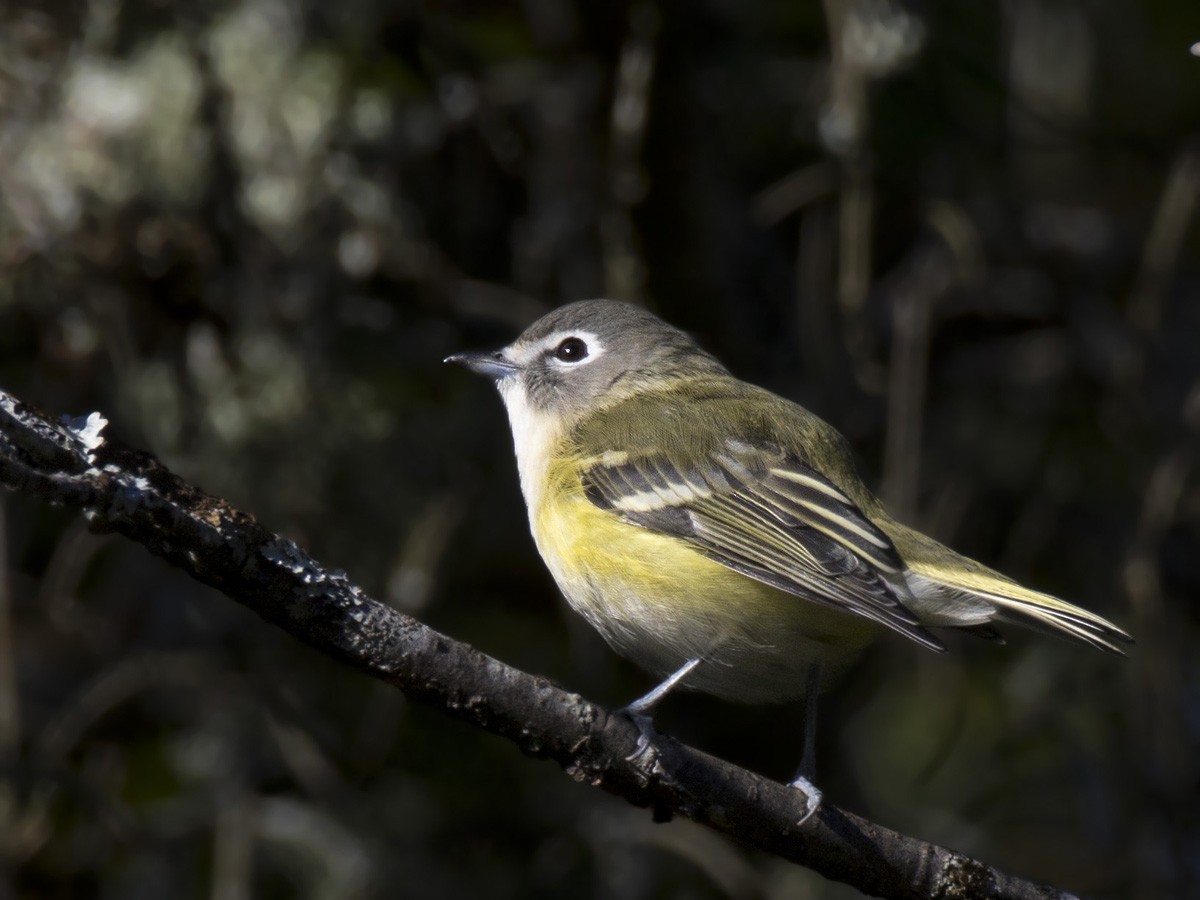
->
[446,299,1132,818]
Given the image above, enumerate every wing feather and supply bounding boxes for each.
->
[581,440,945,651]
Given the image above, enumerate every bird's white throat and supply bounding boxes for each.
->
[497,378,562,515]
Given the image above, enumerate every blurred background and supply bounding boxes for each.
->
[1,0,1197,897]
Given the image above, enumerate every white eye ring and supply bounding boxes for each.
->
[542,329,604,368]
[552,336,589,363]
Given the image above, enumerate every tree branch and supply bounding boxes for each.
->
[0,387,1076,900]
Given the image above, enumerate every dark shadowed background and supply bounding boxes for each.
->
[1,1,1197,897]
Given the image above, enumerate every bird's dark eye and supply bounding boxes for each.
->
[553,336,589,363]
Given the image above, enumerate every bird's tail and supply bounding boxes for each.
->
[885,522,1134,654]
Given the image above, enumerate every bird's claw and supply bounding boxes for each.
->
[619,708,659,765]
[788,773,823,826]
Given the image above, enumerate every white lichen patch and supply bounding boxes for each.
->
[63,411,109,461]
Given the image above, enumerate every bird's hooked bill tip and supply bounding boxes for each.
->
[443,350,519,379]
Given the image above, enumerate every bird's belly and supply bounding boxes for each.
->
[532,495,877,704]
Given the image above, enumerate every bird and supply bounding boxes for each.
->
[445,299,1132,819]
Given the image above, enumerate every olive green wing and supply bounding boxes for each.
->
[580,437,946,652]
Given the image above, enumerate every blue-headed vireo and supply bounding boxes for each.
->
[446,300,1132,818]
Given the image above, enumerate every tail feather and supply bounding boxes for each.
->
[908,564,1134,655]
[882,518,1134,654]
[975,589,1132,654]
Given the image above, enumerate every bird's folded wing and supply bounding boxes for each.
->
[580,439,946,651]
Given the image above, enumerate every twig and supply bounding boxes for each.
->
[0,387,1077,900]
[602,2,659,304]
[1127,143,1200,334]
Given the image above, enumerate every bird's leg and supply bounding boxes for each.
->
[796,666,819,782]
[616,657,701,762]
[623,657,701,714]
[789,663,824,825]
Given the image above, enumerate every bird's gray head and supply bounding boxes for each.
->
[446,300,727,422]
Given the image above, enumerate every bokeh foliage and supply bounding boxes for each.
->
[0,0,1197,897]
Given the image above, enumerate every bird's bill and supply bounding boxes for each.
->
[444,350,520,380]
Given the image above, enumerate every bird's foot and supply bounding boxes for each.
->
[614,658,701,768]
[788,773,823,826]
[617,706,660,765]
